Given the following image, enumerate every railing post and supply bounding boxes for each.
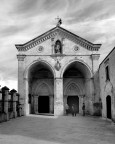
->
[2,86,9,121]
[10,89,17,118]
[17,94,22,117]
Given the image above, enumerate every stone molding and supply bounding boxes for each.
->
[91,54,100,60]
[15,26,101,52]
[50,54,65,61]
[17,54,26,61]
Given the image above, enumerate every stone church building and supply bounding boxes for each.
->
[16,24,101,116]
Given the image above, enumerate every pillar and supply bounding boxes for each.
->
[16,93,21,117]
[2,86,9,121]
[17,54,26,115]
[63,95,67,115]
[24,78,29,115]
[89,78,95,115]
[54,78,64,116]
[50,95,54,114]
[31,95,34,114]
[10,89,17,118]
[34,96,38,114]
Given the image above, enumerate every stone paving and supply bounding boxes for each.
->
[0,115,115,144]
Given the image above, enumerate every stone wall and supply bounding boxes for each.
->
[99,48,115,122]
[0,86,23,123]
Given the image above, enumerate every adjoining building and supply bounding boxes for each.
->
[99,47,115,122]
[15,24,101,116]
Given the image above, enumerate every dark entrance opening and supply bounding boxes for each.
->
[106,95,111,119]
[38,96,49,113]
[28,62,54,115]
[67,96,79,114]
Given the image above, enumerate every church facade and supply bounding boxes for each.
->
[16,25,101,116]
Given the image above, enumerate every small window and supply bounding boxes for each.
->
[105,66,110,81]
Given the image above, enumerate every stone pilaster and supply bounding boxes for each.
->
[50,96,54,114]
[63,96,67,115]
[24,78,29,115]
[91,54,100,73]
[89,78,95,115]
[31,95,34,114]
[17,54,26,115]
[54,78,64,116]
[34,96,38,114]
[2,86,9,121]
[10,89,17,118]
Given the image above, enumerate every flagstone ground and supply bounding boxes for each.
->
[0,115,115,144]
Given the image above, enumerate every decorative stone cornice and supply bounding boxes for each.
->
[91,54,100,60]
[17,54,26,61]
[50,54,65,61]
[15,26,101,52]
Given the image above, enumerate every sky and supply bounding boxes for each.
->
[0,0,115,90]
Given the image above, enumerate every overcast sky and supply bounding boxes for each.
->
[0,0,115,90]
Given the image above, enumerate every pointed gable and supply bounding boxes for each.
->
[15,26,101,52]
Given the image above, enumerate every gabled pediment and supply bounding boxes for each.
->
[15,26,101,51]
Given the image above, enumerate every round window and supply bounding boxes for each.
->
[74,45,79,52]
[37,46,44,52]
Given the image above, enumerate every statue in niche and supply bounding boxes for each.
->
[54,40,62,54]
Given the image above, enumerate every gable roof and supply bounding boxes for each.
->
[99,46,115,68]
[15,26,101,51]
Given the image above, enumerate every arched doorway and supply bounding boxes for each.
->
[106,95,111,119]
[38,96,49,113]
[67,96,79,114]
[28,62,54,115]
[63,61,92,115]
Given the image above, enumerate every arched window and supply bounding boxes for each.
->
[54,40,62,54]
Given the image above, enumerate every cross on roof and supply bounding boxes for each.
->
[55,16,62,27]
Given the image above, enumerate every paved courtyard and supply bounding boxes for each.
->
[0,115,115,144]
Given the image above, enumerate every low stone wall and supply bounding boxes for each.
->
[0,86,23,123]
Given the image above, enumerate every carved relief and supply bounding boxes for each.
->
[54,60,61,71]
[37,46,44,53]
[73,45,79,52]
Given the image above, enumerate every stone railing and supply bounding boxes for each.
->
[0,86,22,123]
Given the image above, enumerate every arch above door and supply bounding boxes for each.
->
[64,81,83,96]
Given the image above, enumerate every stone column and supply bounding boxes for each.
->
[16,94,22,117]
[54,78,64,116]
[63,95,67,115]
[91,54,100,73]
[34,96,38,114]
[2,86,9,121]
[10,89,17,118]
[31,95,34,114]
[17,54,26,115]
[88,78,95,115]
[24,78,29,115]
[50,96,54,114]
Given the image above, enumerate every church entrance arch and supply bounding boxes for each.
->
[28,61,54,115]
[63,60,92,115]
[106,95,111,119]
[64,82,80,115]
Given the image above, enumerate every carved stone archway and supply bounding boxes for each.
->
[27,61,54,115]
